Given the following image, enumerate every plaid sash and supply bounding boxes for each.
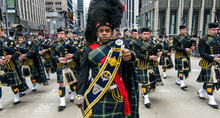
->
[55,40,65,53]
[88,41,115,69]
[136,39,151,52]
[205,35,218,46]
[178,35,187,44]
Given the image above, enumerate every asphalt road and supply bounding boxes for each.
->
[0,55,220,118]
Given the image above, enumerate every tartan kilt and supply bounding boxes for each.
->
[44,59,52,69]
[175,57,191,71]
[91,91,124,118]
[136,68,148,84]
[153,66,161,82]
[136,66,161,84]
[57,67,78,83]
[196,67,212,83]
[159,56,174,69]
[4,68,22,87]
[14,60,29,92]
[29,65,39,77]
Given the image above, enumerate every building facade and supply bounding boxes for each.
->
[45,0,77,31]
[140,0,220,37]
[120,0,139,31]
[77,0,84,31]
[0,0,46,33]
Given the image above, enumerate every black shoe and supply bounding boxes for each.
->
[163,77,166,79]
[145,103,151,108]
[175,82,180,86]
[181,86,187,90]
[47,78,50,80]
[19,92,26,97]
[32,89,37,92]
[43,82,49,85]
[209,104,219,109]
[58,106,66,111]
[0,108,2,111]
[13,100,20,105]
[70,99,74,102]
[197,92,205,100]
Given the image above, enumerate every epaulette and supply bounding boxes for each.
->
[202,35,207,38]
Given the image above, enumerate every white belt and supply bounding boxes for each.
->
[59,59,73,63]
[210,54,220,57]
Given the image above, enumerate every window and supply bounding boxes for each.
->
[45,2,53,5]
[169,10,177,35]
[46,7,52,11]
[56,7,62,11]
[55,2,62,5]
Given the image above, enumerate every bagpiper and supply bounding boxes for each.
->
[0,29,28,109]
[134,28,164,108]
[122,29,130,42]
[197,23,220,109]
[75,0,139,117]
[128,29,138,50]
[39,36,53,80]
[173,25,195,89]
[16,33,48,92]
[51,27,80,111]
[159,35,174,79]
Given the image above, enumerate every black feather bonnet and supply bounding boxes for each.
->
[85,0,125,44]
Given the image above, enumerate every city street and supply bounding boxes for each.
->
[1,55,220,118]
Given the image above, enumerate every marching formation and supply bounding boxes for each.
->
[0,0,220,117]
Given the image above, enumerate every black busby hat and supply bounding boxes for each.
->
[124,29,128,32]
[208,22,219,29]
[141,28,150,33]
[131,29,138,33]
[179,25,186,30]
[85,0,125,44]
[57,27,65,33]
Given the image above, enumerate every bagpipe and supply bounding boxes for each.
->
[152,38,162,55]
[0,38,17,86]
[186,33,197,48]
[60,39,78,86]
[17,39,32,77]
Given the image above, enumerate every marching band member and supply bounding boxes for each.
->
[51,27,80,111]
[159,35,174,79]
[17,33,48,92]
[122,29,130,42]
[134,28,163,108]
[197,23,220,109]
[39,36,53,80]
[173,25,194,89]
[75,0,139,117]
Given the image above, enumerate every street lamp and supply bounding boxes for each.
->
[53,21,56,34]
[47,19,50,35]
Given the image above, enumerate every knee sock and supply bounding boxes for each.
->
[11,86,19,94]
[31,77,37,84]
[178,71,184,80]
[59,87,66,98]
[162,67,167,72]
[206,84,213,96]
[142,84,149,95]
[69,84,77,92]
